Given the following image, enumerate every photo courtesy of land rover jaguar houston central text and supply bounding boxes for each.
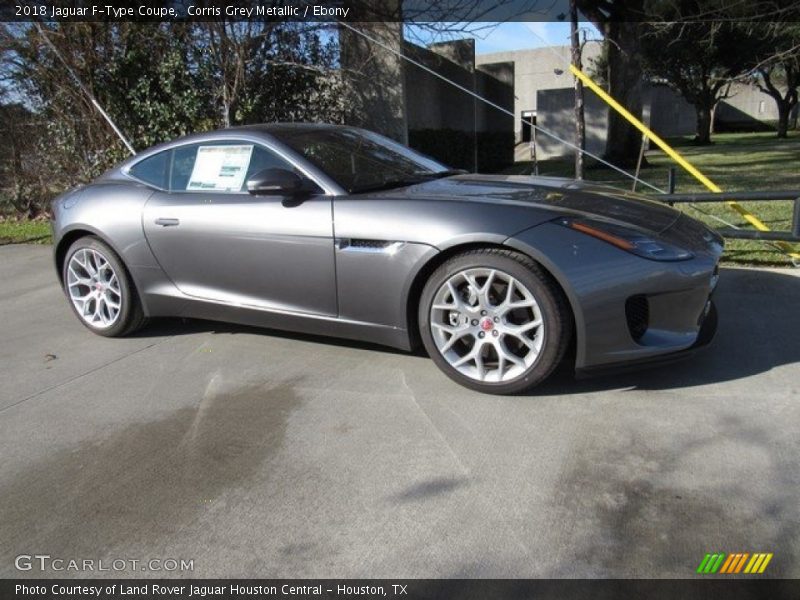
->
[51,124,722,394]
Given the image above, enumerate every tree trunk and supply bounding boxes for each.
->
[777,102,790,138]
[221,104,231,129]
[709,102,717,135]
[695,103,713,144]
[603,21,647,168]
[570,0,584,179]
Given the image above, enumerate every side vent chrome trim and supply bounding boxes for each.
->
[336,238,406,255]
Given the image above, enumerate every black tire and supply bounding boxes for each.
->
[418,248,572,395]
[62,235,147,337]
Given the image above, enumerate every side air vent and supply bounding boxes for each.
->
[336,239,405,254]
[350,239,393,249]
[625,295,649,342]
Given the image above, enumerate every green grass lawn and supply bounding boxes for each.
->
[506,131,800,266]
[0,219,52,245]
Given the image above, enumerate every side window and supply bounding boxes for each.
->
[167,142,302,193]
[128,151,169,188]
[170,145,198,191]
[244,146,298,182]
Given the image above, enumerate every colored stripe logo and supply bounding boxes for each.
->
[697,552,773,574]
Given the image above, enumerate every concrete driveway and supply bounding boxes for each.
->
[1,244,798,578]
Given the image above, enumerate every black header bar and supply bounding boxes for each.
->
[2,0,800,23]
[4,579,800,600]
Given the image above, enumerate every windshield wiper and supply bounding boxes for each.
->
[350,169,467,193]
[413,169,468,179]
[350,177,429,193]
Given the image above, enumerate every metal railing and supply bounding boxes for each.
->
[654,188,800,243]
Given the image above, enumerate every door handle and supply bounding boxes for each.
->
[154,218,180,227]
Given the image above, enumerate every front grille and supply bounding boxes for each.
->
[625,295,649,342]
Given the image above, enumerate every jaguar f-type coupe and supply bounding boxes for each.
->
[51,124,722,394]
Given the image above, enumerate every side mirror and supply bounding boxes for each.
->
[246,168,310,195]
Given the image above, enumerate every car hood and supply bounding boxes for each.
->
[372,174,682,234]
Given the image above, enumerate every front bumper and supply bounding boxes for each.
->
[574,300,717,378]
[506,221,723,372]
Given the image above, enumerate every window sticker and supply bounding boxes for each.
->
[186,145,254,192]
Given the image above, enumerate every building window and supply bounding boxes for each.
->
[758,101,766,114]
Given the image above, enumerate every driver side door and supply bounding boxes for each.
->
[139,140,336,316]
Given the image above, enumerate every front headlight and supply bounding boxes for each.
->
[556,216,693,261]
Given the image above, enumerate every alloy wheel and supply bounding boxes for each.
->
[66,248,123,329]
[429,268,545,383]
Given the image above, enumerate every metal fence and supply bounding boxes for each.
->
[655,189,800,243]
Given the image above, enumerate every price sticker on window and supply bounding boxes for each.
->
[186,145,254,192]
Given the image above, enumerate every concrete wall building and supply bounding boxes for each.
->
[476,43,603,144]
[341,30,797,168]
[404,39,515,171]
[535,87,608,160]
[340,29,515,171]
[477,44,797,161]
[339,22,409,144]
[715,82,797,131]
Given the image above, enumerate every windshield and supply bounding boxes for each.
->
[271,127,455,193]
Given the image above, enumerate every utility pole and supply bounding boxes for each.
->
[570,0,585,179]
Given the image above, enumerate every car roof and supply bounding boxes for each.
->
[226,122,352,135]
[102,122,355,193]
[111,123,352,171]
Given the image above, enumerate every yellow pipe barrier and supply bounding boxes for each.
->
[569,64,800,260]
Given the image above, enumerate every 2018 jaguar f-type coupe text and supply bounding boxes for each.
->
[51,124,722,394]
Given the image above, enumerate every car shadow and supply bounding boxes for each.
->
[534,266,800,395]
[130,267,798,393]
[129,315,415,356]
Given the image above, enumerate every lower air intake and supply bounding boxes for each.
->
[625,295,649,342]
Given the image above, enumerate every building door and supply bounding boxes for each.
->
[521,111,536,143]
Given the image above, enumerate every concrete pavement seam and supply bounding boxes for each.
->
[0,339,169,414]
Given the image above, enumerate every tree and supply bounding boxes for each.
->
[640,20,757,144]
[569,0,585,179]
[0,102,42,217]
[0,21,342,216]
[751,24,800,138]
[236,23,342,124]
[1,23,211,180]
[577,0,649,167]
[757,63,799,138]
[107,23,215,149]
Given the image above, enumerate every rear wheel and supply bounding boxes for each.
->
[62,236,147,337]
[419,249,572,394]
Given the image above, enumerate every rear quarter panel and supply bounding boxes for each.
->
[52,182,172,314]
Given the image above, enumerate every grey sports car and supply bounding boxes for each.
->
[51,123,722,394]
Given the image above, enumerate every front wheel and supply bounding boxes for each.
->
[418,249,572,395]
[62,236,147,337]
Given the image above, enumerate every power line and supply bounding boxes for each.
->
[33,23,136,156]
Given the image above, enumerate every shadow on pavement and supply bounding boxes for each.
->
[132,267,799,394]
[538,411,799,578]
[130,316,413,356]
[536,267,800,395]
